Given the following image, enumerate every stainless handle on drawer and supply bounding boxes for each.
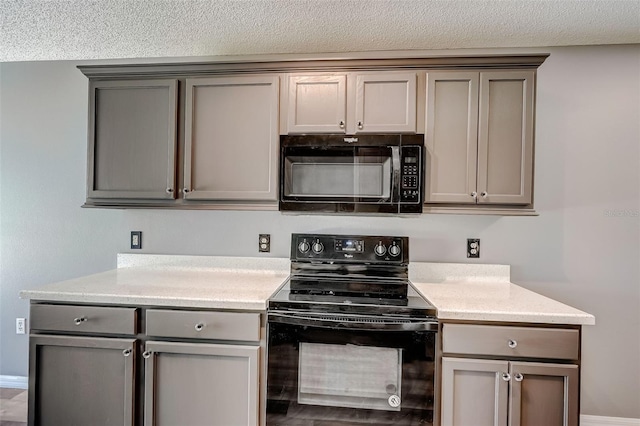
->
[357,121,363,130]
[74,317,87,325]
[195,323,205,332]
[339,120,345,129]
[471,191,477,199]
[481,191,488,198]
[514,373,524,382]
[142,351,152,359]
[502,373,511,382]
[508,339,518,348]
[123,348,132,357]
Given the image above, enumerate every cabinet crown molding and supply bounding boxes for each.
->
[78,54,549,79]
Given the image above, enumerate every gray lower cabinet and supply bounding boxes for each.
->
[441,357,579,426]
[87,79,178,201]
[28,304,138,426]
[143,341,259,426]
[28,335,136,426]
[28,303,262,426]
[425,70,535,208]
[440,323,580,426]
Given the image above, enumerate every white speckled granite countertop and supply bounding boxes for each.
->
[410,262,595,325]
[19,254,290,311]
[20,255,595,324]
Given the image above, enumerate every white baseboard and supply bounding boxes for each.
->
[582,415,640,426]
[0,375,28,389]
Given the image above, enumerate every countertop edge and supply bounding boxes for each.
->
[21,291,268,312]
[434,309,596,326]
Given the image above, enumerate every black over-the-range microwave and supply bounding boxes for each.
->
[279,134,424,214]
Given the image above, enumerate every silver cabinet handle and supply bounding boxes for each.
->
[122,348,132,357]
[183,188,190,194]
[142,351,152,359]
[481,191,488,198]
[502,372,511,381]
[195,323,205,332]
[471,191,477,198]
[508,339,518,348]
[339,120,345,129]
[74,317,87,326]
[357,121,363,130]
[514,373,524,382]
[166,188,174,194]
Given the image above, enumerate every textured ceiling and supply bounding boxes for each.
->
[1,0,639,62]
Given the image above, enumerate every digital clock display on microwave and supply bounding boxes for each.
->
[335,239,364,253]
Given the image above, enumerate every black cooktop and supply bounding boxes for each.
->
[268,278,436,317]
[268,234,437,318]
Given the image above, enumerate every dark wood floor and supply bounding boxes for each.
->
[0,388,27,426]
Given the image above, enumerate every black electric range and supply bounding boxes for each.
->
[266,234,438,425]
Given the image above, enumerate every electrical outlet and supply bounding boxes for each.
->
[259,234,270,252]
[467,239,480,258]
[131,231,142,249]
[16,318,26,335]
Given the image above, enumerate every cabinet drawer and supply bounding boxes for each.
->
[30,304,137,335]
[442,324,579,360]
[146,309,260,342]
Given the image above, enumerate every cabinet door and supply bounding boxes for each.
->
[477,71,534,204]
[509,362,579,426]
[184,76,279,201]
[28,335,135,426]
[424,72,479,203]
[354,72,417,133]
[441,357,509,426]
[88,79,177,200]
[144,341,259,426]
[287,74,347,133]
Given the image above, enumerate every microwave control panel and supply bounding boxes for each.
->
[400,146,422,203]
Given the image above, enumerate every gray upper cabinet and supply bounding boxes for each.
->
[88,79,178,200]
[425,72,480,203]
[425,70,535,207]
[287,74,347,133]
[477,72,534,205]
[184,75,279,201]
[353,72,417,133]
[286,72,417,134]
[79,54,546,212]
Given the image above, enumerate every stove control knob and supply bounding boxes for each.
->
[312,240,324,254]
[389,244,401,257]
[374,242,387,256]
[298,240,310,253]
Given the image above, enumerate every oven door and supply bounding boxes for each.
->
[266,312,437,425]
[280,145,401,213]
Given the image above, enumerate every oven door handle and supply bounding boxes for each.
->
[268,312,438,331]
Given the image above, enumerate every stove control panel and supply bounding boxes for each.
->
[292,234,408,264]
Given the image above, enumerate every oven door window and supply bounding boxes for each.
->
[298,343,402,411]
[282,147,394,201]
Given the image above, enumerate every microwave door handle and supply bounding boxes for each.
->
[391,146,401,203]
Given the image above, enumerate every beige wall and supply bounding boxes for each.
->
[1,44,638,418]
